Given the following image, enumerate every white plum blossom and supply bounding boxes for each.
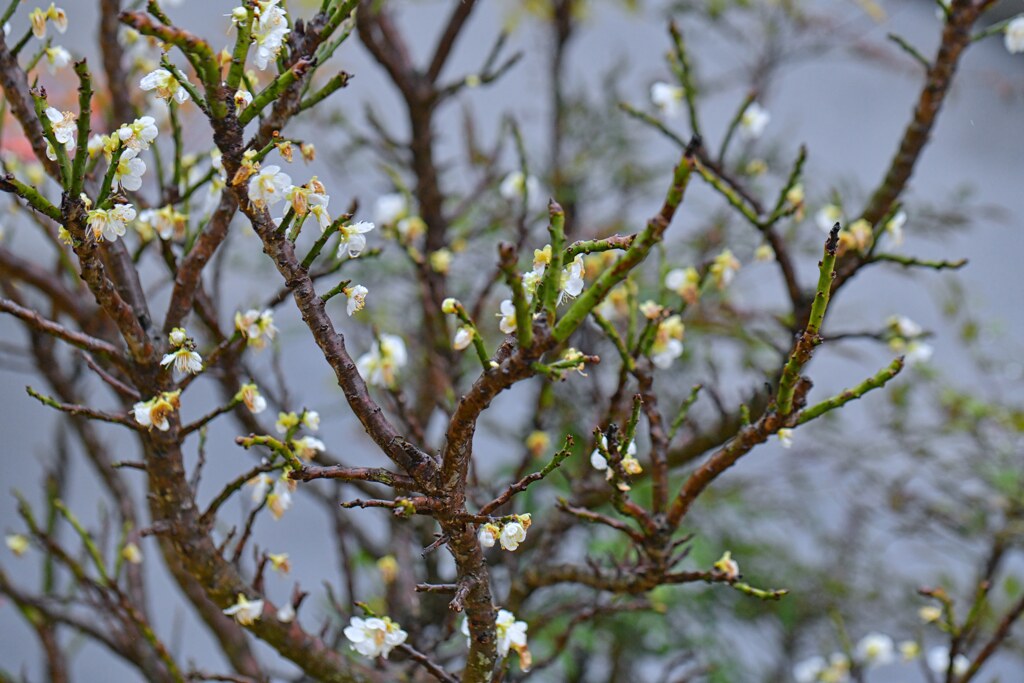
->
[777,428,794,449]
[132,391,180,431]
[478,523,499,548]
[308,191,331,231]
[356,334,408,388]
[223,594,263,626]
[117,116,159,151]
[651,315,684,369]
[267,474,294,520]
[249,474,272,504]
[710,249,741,289]
[161,347,203,375]
[249,0,291,71]
[44,107,76,156]
[650,81,684,118]
[374,193,407,225]
[292,435,325,461]
[558,254,585,304]
[461,609,530,670]
[276,603,295,623]
[793,656,827,683]
[337,221,375,258]
[885,209,907,246]
[248,165,292,208]
[44,46,71,74]
[590,435,636,472]
[926,646,969,676]
[87,203,137,242]
[499,520,527,551]
[713,551,740,580]
[1005,16,1024,54]
[904,341,934,366]
[344,284,368,316]
[499,171,542,204]
[234,89,253,109]
[739,102,770,140]
[453,326,474,351]
[235,309,277,349]
[114,148,147,191]
[887,314,923,339]
[855,632,895,666]
[344,616,408,659]
[815,203,843,233]
[6,534,29,557]
[302,410,320,431]
[665,266,700,303]
[498,299,517,334]
[140,68,191,104]
[235,383,267,414]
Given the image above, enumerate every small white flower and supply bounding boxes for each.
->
[250,1,291,70]
[139,68,191,104]
[887,314,923,339]
[356,334,407,388]
[855,632,895,666]
[44,46,72,75]
[498,299,517,334]
[710,249,741,289]
[344,284,368,316]
[45,107,77,152]
[589,435,637,472]
[793,656,826,683]
[87,203,137,242]
[344,616,408,659]
[249,473,272,504]
[223,594,264,626]
[478,523,499,548]
[267,474,294,520]
[739,102,770,140]
[453,326,474,351]
[235,383,267,414]
[374,193,406,225]
[337,221,375,259]
[1005,16,1024,54]
[713,551,740,580]
[462,609,530,669]
[121,542,143,565]
[6,534,29,557]
[302,410,320,431]
[650,81,684,118]
[117,116,159,151]
[904,341,933,366]
[926,646,968,676]
[234,89,253,109]
[898,640,920,661]
[132,391,180,431]
[161,347,203,375]
[292,435,325,461]
[558,254,585,304]
[276,603,295,623]
[248,165,292,209]
[919,605,943,623]
[499,521,527,551]
[308,192,331,231]
[168,328,187,347]
[777,428,794,449]
[651,315,685,369]
[885,210,906,246]
[234,309,277,349]
[665,266,700,303]
[499,171,542,204]
[115,148,147,191]
[815,204,843,233]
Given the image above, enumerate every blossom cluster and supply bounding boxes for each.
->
[478,514,532,552]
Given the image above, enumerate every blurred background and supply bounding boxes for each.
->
[1,0,1022,681]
